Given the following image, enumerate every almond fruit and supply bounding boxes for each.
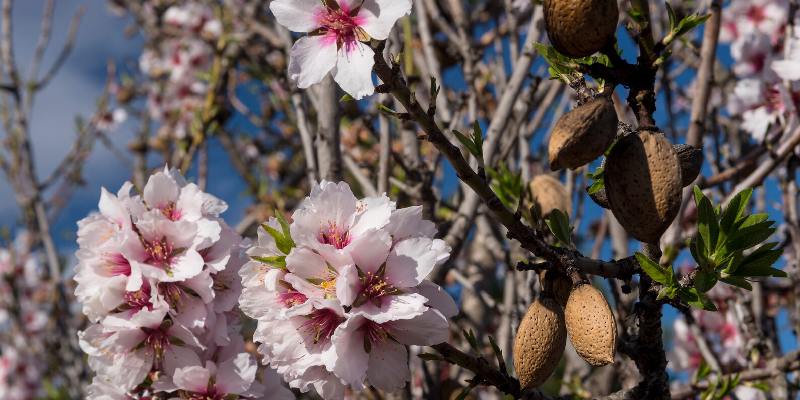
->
[513,296,567,388]
[565,283,616,366]
[548,96,618,171]
[604,130,682,244]
[529,174,571,217]
[543,0,619,58]
[674,144,704,187]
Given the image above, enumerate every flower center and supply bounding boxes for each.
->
[301,308,344,344]
[141,326,171,369]
[363,320,390,352]
[123,281,153,312]
[278,290,308,308]
[353,269,400,307]
[746,6,766,25]
[158,282,183,310]
[143,236,176,271]
[104,253,131,276]
[318,222,351,249]
[159,202,182,221]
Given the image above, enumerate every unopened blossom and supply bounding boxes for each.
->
[270,0,412,99]
[239,181,457,399]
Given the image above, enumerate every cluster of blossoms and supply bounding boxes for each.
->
[271,0,412,99]
[74,167,291,399]
[239,181,457,398]
[138,3,221,140]
[720,0,800,141]
[0,235,53,400]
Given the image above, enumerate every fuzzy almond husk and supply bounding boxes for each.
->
[565,283,617,366]
[549,96,618,171]
[543,0,619,58]
[513,296,567,388]
[605,130,682,244]
[529,174,571,217]
[673,144,704,187]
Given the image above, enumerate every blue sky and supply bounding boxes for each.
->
[0,1,140,241]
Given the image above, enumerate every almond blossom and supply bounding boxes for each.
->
[270,0,412,99]
[74,167,284,399]
[239,181,457,399]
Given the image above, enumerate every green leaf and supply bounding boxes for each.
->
[339,93,355,102]
[693,360,712,383]
[472,120,484,154]
[429,77,440,104]
[657,286,678,301]
[635,252,675,286]
[488,335,507,373]
[692,235,713,271]
[262,217,295,255]
[377,103,399,116]
[694,270,718,293]
[719,188,752,234]
[586,167,605,195]
[665,2,678,32]
[487,163,523,210]
[725,221,776,253]
[720,275,752,291]
[250,255,287,269]
[680,287,717,311]
[452,129,478,156]
[694,186,719,253]
[546,209,572,246]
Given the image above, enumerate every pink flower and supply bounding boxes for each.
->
[290,180,393,268]
[329,310,449,391]
[720,0,787,43]
[153,352,289,399]
[239,181,456,398]
[270,0,412,99]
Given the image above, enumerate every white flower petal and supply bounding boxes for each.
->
[172,365,210,393]
[366,340,409,392]
[286,247,328,279]
[332,42,375,99]
[331,315,369,389]
[389,308,450,346]
[143,171,179,210]
[385,237,450,287]
[358,0,412,40]
[270,0,324,32]
[348,230,391,274]
[216,353,257,394]
[416,280,458,318]
[289,35,338,89]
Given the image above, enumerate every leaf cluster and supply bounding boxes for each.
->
[636,187,785,311]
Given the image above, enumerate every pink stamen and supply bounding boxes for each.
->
[159,202,182,221]
[278,290,308,308]
[355,270,398,307]
[104,253,132,276]
[143,236,175,270]
[363,319,389,346]
[318,222,351,249]
[315,5,366,52]
[124,281,154,312]
[141,326,171,369]
[301,308,344,344]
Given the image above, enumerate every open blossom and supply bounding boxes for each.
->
[239,181,457,399]
[270,0,412,99]
[75,167,284,399]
